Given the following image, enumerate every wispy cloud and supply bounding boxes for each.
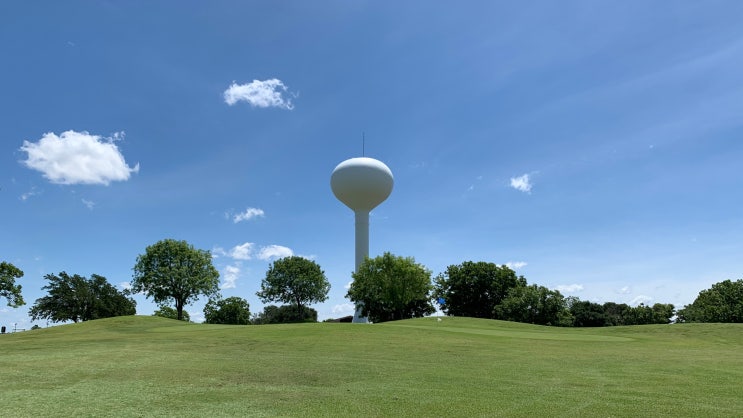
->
[20,130,139,185]
[20,187,40,201]
[510,174,532,193]
[257,245,293,260]
[224,79,296,110]
[81,199,95,210]
[628,295,653,306]
[233,207,265,223]
[555,284,584,294]
[616,286,632,295]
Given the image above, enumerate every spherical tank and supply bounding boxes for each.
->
[331,157,394,212]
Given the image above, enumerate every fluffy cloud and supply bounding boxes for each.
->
[505,261,528,270]
[510,174,532,193]
[221,265,241,289]
[233,207,265,223]
[223,79,295,110]
[220,242,294,262]
[555,284,584,294]
[20,130,139,185]
[257,245,293,260]
[332,303,355,315]
[229,243,255,261]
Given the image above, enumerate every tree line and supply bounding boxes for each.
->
[2,240,742,327]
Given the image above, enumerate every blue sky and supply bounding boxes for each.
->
[2,1,742,327]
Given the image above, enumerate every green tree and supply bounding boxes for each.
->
[204,297,251,325]
[0,261,25,307]
[251,304,318,324]
[570,300,607,327]
[495,284,570,326]
[347,252,434,323]
[256,256,330,319]
[678,279,743,323]
[153,306,190,321]
[132,239,220,321]
[29,272,135,323]
[434,261,526,319]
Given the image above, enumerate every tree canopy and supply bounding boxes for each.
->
[347,252,435,323]
[251,304,318,324]
[204,297,251,325]
[29,272,135,323]
[434,261,526,319]
[678,279,743,323]
[0,261,25,308]
[495,284,571,326]
[132,239,220,321]
[256,256,330,318]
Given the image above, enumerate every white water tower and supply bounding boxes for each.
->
[331,157,394,323]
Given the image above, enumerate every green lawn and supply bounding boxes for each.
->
[1,316,741,417]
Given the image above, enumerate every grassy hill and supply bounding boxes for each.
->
[1,316,741,417]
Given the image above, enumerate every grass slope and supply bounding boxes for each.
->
[1,316,741,417]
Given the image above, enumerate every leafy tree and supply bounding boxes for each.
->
[29,272,135,323]
[0,261,25,307]
[256,256,330,319]
[153,306,190,321]
[678,279,743,323]
[495,284,570,326]
[651,303,675,324]
[602,302,631,326]
[204,297,251,325]
[570,300,608,327]
[251,304,318,324]
[434,261,526,319]
[347,252,435,323]
[132,239,220,321]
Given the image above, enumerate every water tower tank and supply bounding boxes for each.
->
[331,157,394,323]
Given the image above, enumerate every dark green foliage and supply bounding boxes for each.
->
[153,306,190,322]
[347,252,435,323]
[256,256,330,316]
[678,279,743,323]
[132,239,220,321]
[495,284,571,326]
[204,297,251,325]
[0,261,25,307]
[29,272,135,323]
[570,300,608,327]
[434,261,526,319]
[252,304,318,324]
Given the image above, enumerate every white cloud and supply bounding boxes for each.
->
[20,130,139,185]
[20,188,40,201]
[118,282,131,291]
[617,286,632,295]
[505,261,528,270]
[628,295,653,306]
[555,284,584,294]
[344,281,353,290]
[229,243,255,261]
[81,199,95,210]
[221,265,241,289]
[257,245,293,260]
[223,79,295,110]
[510,174,532,193]
[233,207,265,223]
[332,303,355,315]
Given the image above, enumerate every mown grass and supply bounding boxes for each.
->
[1,316,741,417]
